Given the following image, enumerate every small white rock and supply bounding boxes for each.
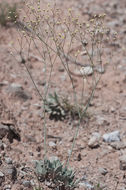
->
[88,132,101,148]
[4,184,11,190]
[99,167,108,175]
[95,65,105,73]
[80,66,93,76]
[80,51,87,56]
[49,141,56,148]
[79,181,94,189]
[0,171,4,177]
[9,83,22,91]
[103,131,121,143]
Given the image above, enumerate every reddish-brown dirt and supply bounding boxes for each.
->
[0,0,126,190]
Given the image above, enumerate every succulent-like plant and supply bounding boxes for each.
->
[34,158,79,190]
[45,92,85,121]
[45,92,66,121]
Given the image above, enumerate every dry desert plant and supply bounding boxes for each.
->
[9,1,116,189]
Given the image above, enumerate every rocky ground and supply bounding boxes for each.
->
[0,0,126,189]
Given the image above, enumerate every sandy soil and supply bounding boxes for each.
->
[0,0,126,189]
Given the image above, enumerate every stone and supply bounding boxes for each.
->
[80,51,87,56]
[7,83,32,101]
[49,141,56,148]
[88,132,101,148]
[99,167,108,175]
[33,103,41,110]
[79,181,94,189]
[5,157,12,164]
[110,106,115,113]
[110,141,126,150]
[95,65,105,73]
[22,180,31,187]
[0,81,8,87]
[0,171,5,185]
[4,164,17,180]
[30,179,35,186]
[96,116,107,125]
[103,131,121,143]
[0,171,4,177]
[4,185,11,190]
[0,124,20,143]
[9,83,22,91]
[80,66,93,76]
[58,66,65,72]
[38,80,46,86]
[0,124,9,139]
[119,155,126,170]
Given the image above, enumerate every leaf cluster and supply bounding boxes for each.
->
[45,92,66,121]
[45,92,84,121]
[35,158,79,190]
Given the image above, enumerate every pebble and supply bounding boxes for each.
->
[95,65,105,73]
[110,106,115,113]
[88,132,101,148]
[79,181,94,189]
[49,141,56,148]
[33,103,42,110]
[22,180,31,187]
[80,66,93,76]
[119,155,126,170]
[7,83,32,101]
[0,171,4,177]
[0,81,8,87]
[8,83,22,91]
[110,141,126,150]
[80,51,87,56]
[103,131,121,143]
[4,164,17,180]
[96,116,107,125]
[0,124,9,139]
[1,124,21,143]
[58,66,65,72]
[5,157,12,164]
[19,170,27,178]
[4,185,11,190]
[38,80,46,86]
[99,167,108,175]
[0,171,5,185]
